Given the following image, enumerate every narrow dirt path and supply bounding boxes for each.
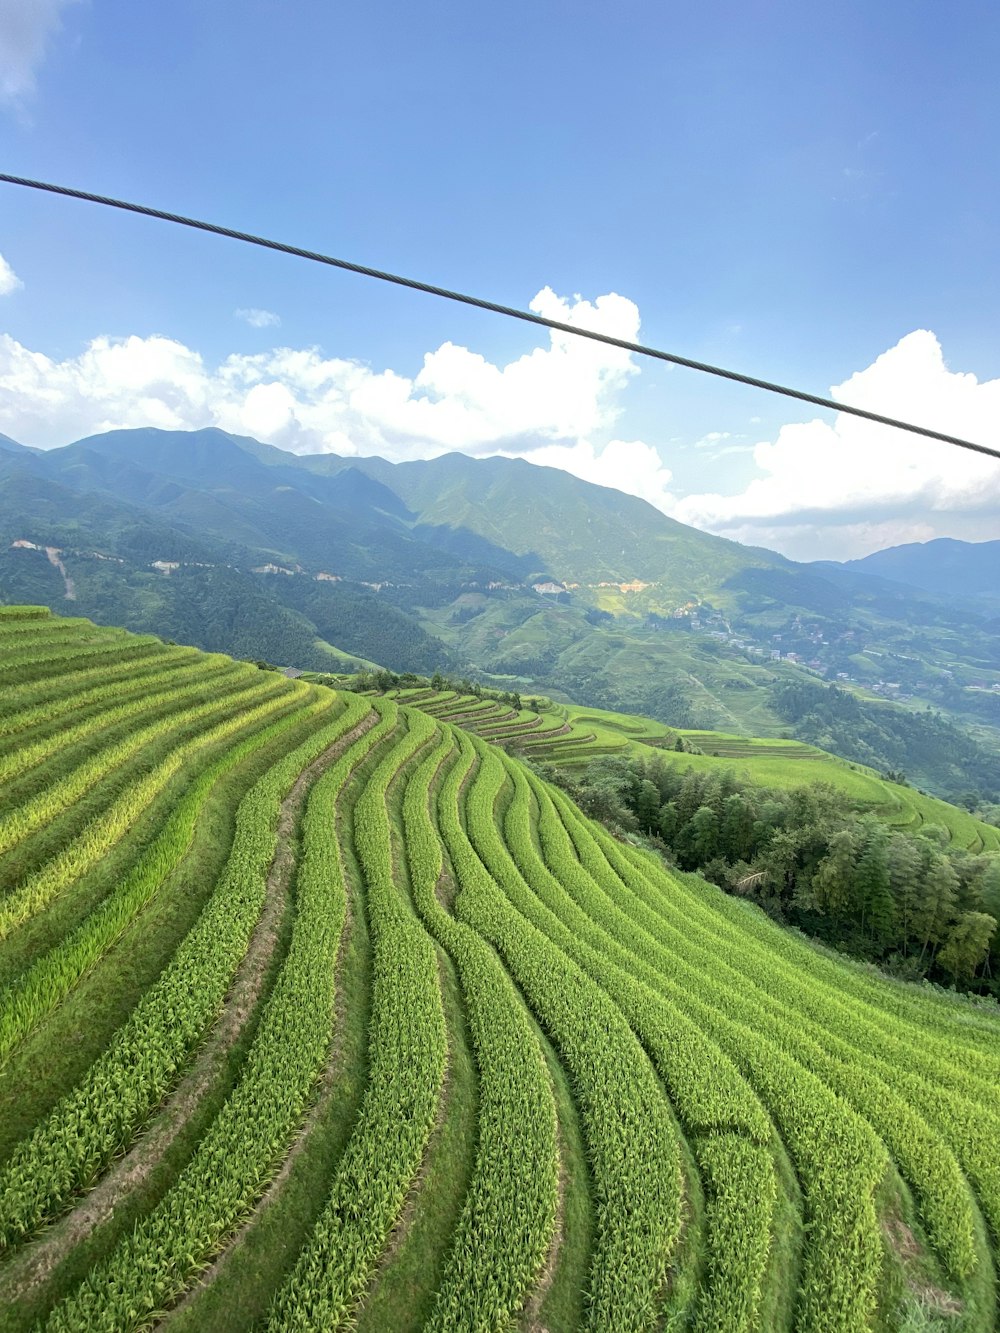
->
[348,727,457,1326]
[162,829,362,1326]
[365,952,455,1281]
[444,707,518,728]
[163,716,398,1329]
[522,1127,567,1333]
[0,710,377,1309]
[513,722,573,745]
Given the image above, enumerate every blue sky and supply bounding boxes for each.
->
[1,0,998,559]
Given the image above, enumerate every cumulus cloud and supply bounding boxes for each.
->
[3,291,992,559]
[0,0,78,102]
[235,307,281,329]
[497,438,675,511]
[0,286,676,507]
[0,253,22,295]
[672,331,1000,558]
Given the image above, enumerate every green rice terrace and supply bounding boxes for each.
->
[1,605,1000,1333]
[383,687,1000,855]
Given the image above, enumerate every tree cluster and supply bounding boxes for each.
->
[547,753,1000,998]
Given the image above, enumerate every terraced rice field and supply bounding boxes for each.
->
[391,691,1000,853]
[2,606,1000,1332]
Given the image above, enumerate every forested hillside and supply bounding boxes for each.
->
[771,680,1000,804]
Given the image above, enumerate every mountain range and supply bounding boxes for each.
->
[839,538,1000,607]
[1,426,998,800]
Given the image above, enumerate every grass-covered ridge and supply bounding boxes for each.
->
[1,608,999,1331]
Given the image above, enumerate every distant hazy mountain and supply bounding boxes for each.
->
[836,538,1000,604]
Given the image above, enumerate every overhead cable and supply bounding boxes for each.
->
[1,171,996,462]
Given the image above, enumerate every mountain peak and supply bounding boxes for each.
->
[839,536,1000,602]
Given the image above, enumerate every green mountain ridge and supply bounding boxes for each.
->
[1,426,998,801]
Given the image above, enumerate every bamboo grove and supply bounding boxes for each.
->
[0,607,998,1332]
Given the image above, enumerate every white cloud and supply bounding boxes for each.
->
[235,307,281,329]
[498,438,675,511]
[0,253,22,295]
[0,287,676,508]
[672,330,1000,558]
[706,443,755,460]
[3,295,993,560]
[710,519,945,563]
[0,0,78,102]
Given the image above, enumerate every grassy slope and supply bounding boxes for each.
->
[3,609,999,1333]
